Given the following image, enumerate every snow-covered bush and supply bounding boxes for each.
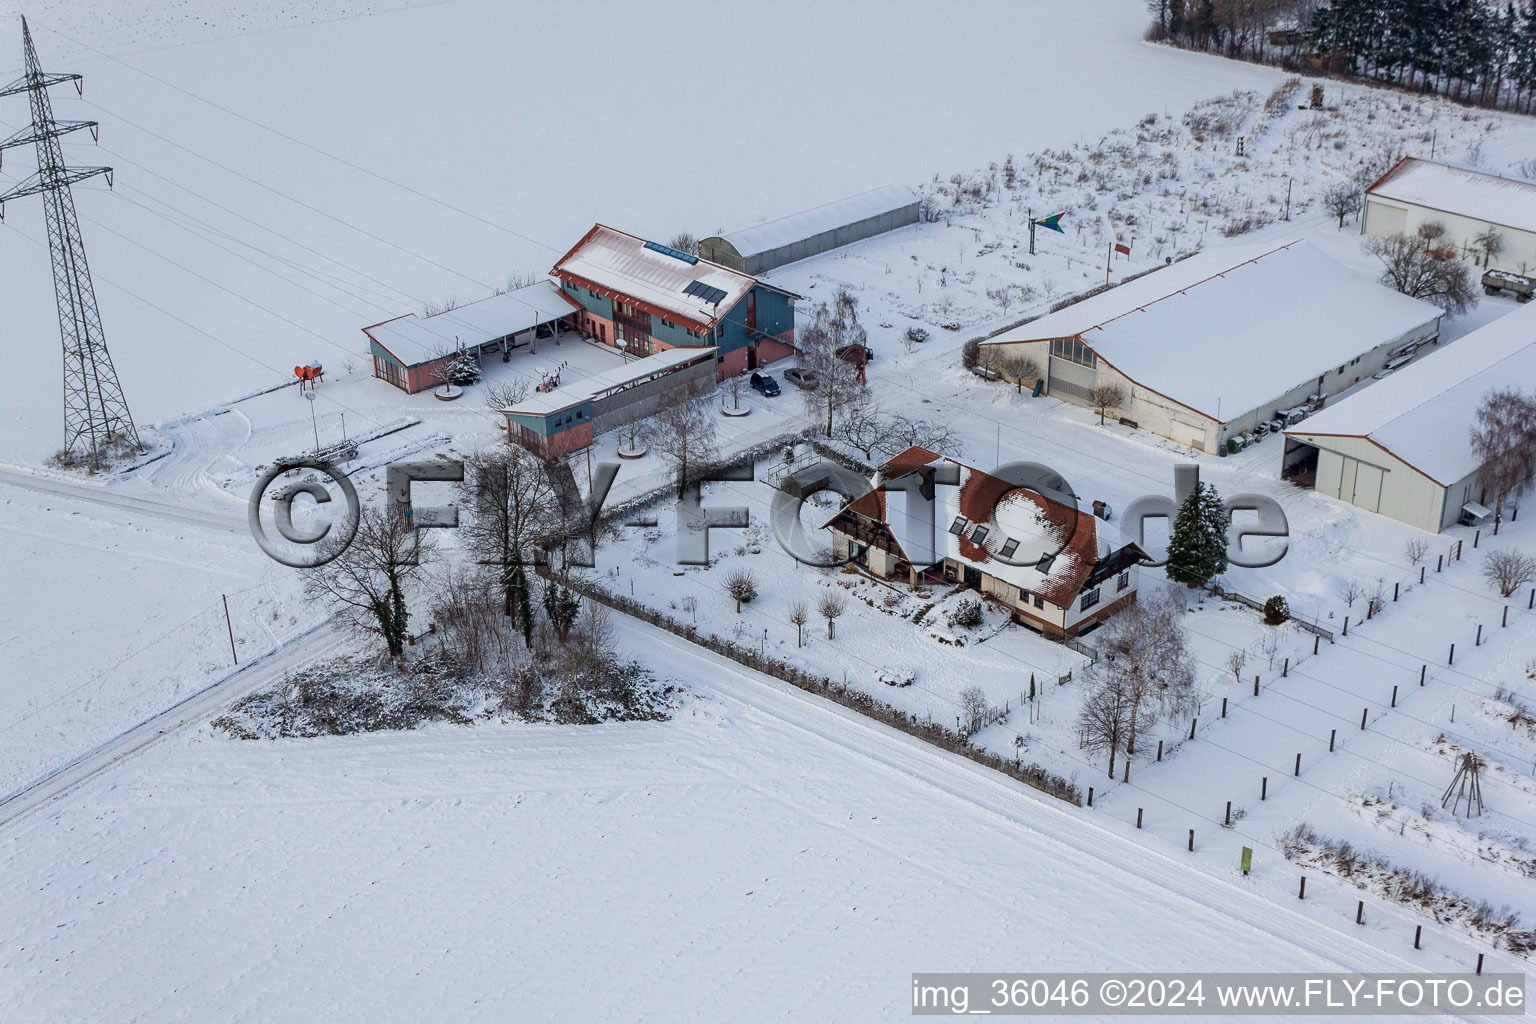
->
[1263,595,1290,626]
[947,596,984,629]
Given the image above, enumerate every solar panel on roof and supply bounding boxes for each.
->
[643,239,700,264]
[682,280,728,305]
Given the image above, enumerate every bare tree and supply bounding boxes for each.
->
[723,372,747,413]
[958,685,992,732]
[1340,576,1364,608]
[1078,668,1134,779]
[457,446,560,648]
[724,568,758,613]
[667,232,699,256]
[302,506,435,658]
[1363,229,1478,315]
[1367,577,1387,617]
[885,413,963,458]
[985,284,1032,317]
[818,591,847,639]
[833,394,886,461]
[997,349,1042,393]
[650,391,719,499]
[1472,226,1505,268]
[1480,549,1536,598]
[1087,592,1197,757]
[797,288,867,437]
[1322,180,1361,228]
[681,595,698,624]
[1403,536,1430,566]
[1227,647,1248,685]
[1087,384,1127,425]
[1469,387,1536,532]
[788,600,809,647]
[482,375,533,414]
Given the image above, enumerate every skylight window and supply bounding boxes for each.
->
[998,537,1019,559]
[948,516,968,535]
[969,525,990,545]
[643,239,700,264]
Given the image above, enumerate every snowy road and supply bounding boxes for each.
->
[5,612,1522,1022]
[0,619,343,829]
[0,464,246,535]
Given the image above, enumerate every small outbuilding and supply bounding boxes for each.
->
[502,347,718,459]
[699,184,920,275]
[1283,302,1536,532]
[1363,157,1536,271]
[981,240,1443,453]
[364,281,579,393]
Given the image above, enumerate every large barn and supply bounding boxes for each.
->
[1363,157,1536,272]
[552,225,798,379]
[825,447,1144,638]
[698,184,920,275]
[1283,302,1536,533]
[980,240,1443,453]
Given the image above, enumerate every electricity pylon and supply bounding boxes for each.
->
[1,17,138,457]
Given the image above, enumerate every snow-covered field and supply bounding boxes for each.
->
[4,0,1536,1017]
[5,617,1524,1023]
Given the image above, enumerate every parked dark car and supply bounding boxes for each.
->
[749,372,780,396]
[782,367,819,391]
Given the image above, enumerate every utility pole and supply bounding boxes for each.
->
[1,18,138,458]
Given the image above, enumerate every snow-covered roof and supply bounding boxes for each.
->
[715,184,919,259]
[1367,157,1536,232]
[835,448,1105,608]
[552,225,756,331]
[1287,302,1536,485]
[363,280,578,367]
[504,346,716,418]
[985,240,1442,421]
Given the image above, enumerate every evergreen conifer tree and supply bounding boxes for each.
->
[1166,481,1230,587]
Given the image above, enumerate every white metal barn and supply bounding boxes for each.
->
[698,184,920,275]
[1363,158,1536,273]
[981,240,1443,453]
[1283,302,1536,533]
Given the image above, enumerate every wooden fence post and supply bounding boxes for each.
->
[1361,707,1368,730]
[1261,776,1267,800]
[1294,752,1301,776]
[1188,829,1194,852]
[1298,875,1305,899]
[1415,924,1422,949]
[1357,901,1364,925]
[1330,728,1336,752]
[1391,685,1398,708]
[1136,808,1143,829]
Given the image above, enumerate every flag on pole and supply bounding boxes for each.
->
[1032,213,1065,233]
[1114,242,1131,256]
